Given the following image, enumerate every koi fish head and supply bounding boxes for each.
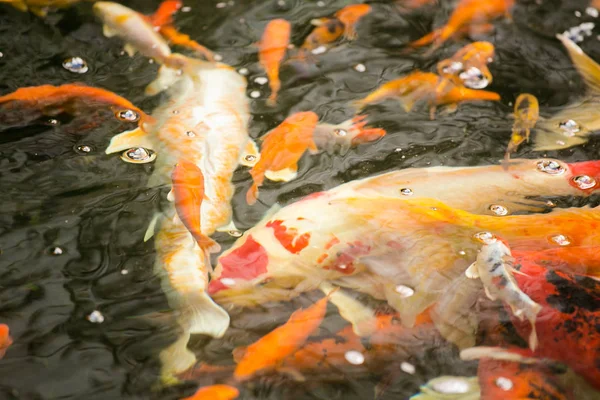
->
[312,115,385,153]
[93,1,133,24]
[348,115,386,145]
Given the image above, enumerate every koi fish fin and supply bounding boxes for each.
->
[124,43,137,57]
[239,139,260,167]
[232,346,246,362]
[105,127,155,155]
[464,262,479,279]
[532,128,588,151]
[102,24,118,38]
[216,219,239,233]
[483,284,497,301]
[265,165,298,182]
[145,65,180,96]
[186,291,230,337]
[158,327,197,384]
[1,1,27,12]
[557,33,600,95]
[246,183,259,205]
[460,346,537,363]
[196,235,221,254]
[144,213,161,242]
[319,282,377,337]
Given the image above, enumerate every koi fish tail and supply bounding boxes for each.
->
[460,89,501,102]
[194,233,221,254]
[158,324,196,384]
[184,290,231,337]
[557,33,600,95]
[348,115,386,145]
[267,79,281,106]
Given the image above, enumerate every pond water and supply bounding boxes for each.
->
[0,0,599,399]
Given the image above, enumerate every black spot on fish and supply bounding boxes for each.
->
[497,275,508,288]
[545,270,600,314]
[490,261,502,273]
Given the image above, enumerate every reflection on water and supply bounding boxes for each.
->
[0,0,599,399]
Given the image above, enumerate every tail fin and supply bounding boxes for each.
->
[185,291,230,337]
[348,115,386,145]
[159,327,196,384]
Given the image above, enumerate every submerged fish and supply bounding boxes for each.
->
[465,238,541,350]
[534,34,600,150]
[297,18,345,60]
[312,115,386,154]
[437,41,495,89]
[259,19,291,106]
[0,0,86,16]
[334,4,372,40]
[0,83,152,129]
[247,111,319,205]
[0,324,12,359]
[233,294,330,381]
[353,71,500,119]
[509,258,600,389]
[505,94,539,160]
[408,0,514,52]
[181,384,239,400]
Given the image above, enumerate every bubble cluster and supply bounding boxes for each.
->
[87,310,105,324]
[459,67,489,89]
[63,57,89,73]
[558,119,580,135]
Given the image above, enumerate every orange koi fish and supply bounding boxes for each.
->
[148,0,181,27]
[259,19,291,106]
[0,0,87,16]
[0,324,12,359]
[233,294,330,381]
[334,4,372,40]
[353,71,500,119]
[409,0,514,51]
[182,384,239,400]
[171,161,219,252]
[508,257,600,389]
[437,41,495,89]
[298,18,345,60]
[0,83,152,128]
[505,93,539,161]
[247,111,319,205]
[312,115,386,154]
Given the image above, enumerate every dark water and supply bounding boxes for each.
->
[0,0,599,399]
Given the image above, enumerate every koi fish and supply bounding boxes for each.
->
[514,246,600,278]
[181,384,239,400]
[462,347,574,400]
[171,161,219,252]
[408,0,514,51]
[0,324,12,359]
[353,71,500,119]
[259,19,291,106]
[247,111,319,205]
[508,258,600,389]
[465,238,541,350]
[297,18,345,60]
[233,294,330,381]
[334,4,372,40]
[505,94,539,161]
[312,115,386,154]
[436,41,495,89]
[0,0,86,16]
[0,83,152,129]
[147,0,181,27]
[534,34,600,150]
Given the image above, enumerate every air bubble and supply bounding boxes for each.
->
[550,234,571,246]
[573,175,596,189]
[238,68,249,75]
[47,118,59,125]
[76,145,93,153]
[400,362,416,374]
[63,57,89,73]
[120,147,157,164]
[311,45,327,55]
[244,154,257,162]
[121,269,129,275]
[249,90,261,98]
[558,119,579,136]
[400,188,413,196]
[334,129,347,137]
[394,284,414,298]
[51,247,63,255]
[116,109,140,122]
[354,64,366,72]
[87,310,105,324]
[489,204,508,216]
[221,278,236,287]
[344,350,365,365]
[228,230,243,237]
[536,160,566,175]
[495,377,513,391]
[186,131,196,137]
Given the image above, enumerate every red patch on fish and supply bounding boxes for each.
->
[323,241,371,274]
[209,236,268,294]
[266,220,310,254]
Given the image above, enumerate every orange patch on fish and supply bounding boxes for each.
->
[266,219,311,254]
[233,294,330,380]
[335,4,372,40]
[247,111,319,204]
[148,0,182,27]
[181,384,240,400]
[259,19,291,105]
[0,324,12,360]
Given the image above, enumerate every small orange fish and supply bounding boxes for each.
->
[247,111,319,205]
[505,93,539,161]
[409,0,514,51]
[233,294,330,380]
[0,324,12,359]
[259,19,292,106]
[298,18,345,59]
[148,0,181,27]
[334,4,372,40]
[171,160,219,252]
[0,83,152,128]
[181,384,239,400]
[437,41,495,88]
[313,115,386,154]
[353,71,500,119]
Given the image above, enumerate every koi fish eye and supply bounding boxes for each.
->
[120,147,156,164]
[536,159,566,175]
[572,175,596,189]
[558,119,579,135]
[116,109,140,122]
[334,129,347,137]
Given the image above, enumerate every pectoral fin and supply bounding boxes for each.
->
[146,65,180,96]
[102,24,118,38]
[557,33,600,95]
[265,165,298,182]
[158,327,196,384]
[105,127,154,155]
[186,291,230,337]
[124,43,137,57]
[465,262,479,279]
[319,282,376,337]
[144,213,161,242]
